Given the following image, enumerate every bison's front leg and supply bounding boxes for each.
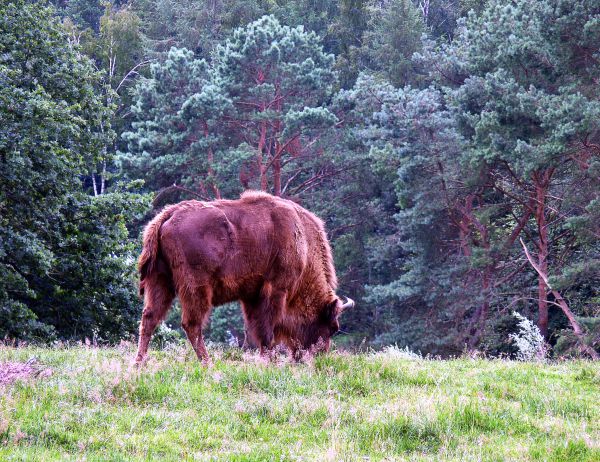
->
[243,286,287,360]
[180,288,213,365]
[244,305,274,359]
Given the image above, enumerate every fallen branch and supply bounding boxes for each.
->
[520,238,599,360]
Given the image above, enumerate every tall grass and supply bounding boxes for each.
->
[1,344,598,461]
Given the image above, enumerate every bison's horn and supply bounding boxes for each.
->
[340,296,355,311]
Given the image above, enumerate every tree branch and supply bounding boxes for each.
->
[115,60,153,93]
[152,183,211,206]
[519,238,599,359]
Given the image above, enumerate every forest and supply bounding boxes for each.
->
[1,0,599,359]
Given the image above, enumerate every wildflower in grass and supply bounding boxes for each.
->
[372,345,422,360]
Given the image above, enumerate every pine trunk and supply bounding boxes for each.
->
[533,170,552,338]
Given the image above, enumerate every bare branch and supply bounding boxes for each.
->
[152,183,211,206]
[519,238,599,359]
[115,60,153,93]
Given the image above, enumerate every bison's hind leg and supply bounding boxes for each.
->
[135,271,175,365]
[180,287,213,365]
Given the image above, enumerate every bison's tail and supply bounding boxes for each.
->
[138,204,178,297]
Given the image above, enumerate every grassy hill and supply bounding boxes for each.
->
[1,344,599,461]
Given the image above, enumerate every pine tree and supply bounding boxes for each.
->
[121,47,233,199]
[123,16,338,199]
[360,0,425,87]
[214,15,338,196]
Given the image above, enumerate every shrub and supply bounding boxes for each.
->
[509,312,548,361]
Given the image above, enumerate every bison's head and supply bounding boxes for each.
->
[302,296,354,353]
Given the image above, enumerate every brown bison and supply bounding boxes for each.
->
[134,191,353,364]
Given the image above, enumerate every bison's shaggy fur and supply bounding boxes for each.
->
[135,191,352,364]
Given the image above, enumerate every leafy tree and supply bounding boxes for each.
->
[61,2,148,196]
[0,0,149,341]
[34,189,151,340]
[92,4,147,195]
[51,0,105,31]
[206,302,245,345]
[95,4,146,93]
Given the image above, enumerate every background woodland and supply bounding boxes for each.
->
[2,0,599,358]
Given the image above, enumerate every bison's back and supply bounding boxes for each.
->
[157,195,312,304]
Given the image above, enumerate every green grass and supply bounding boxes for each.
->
[1,344,599,461]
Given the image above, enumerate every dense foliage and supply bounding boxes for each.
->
[0,0,151,341]
[2,0,599,358]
